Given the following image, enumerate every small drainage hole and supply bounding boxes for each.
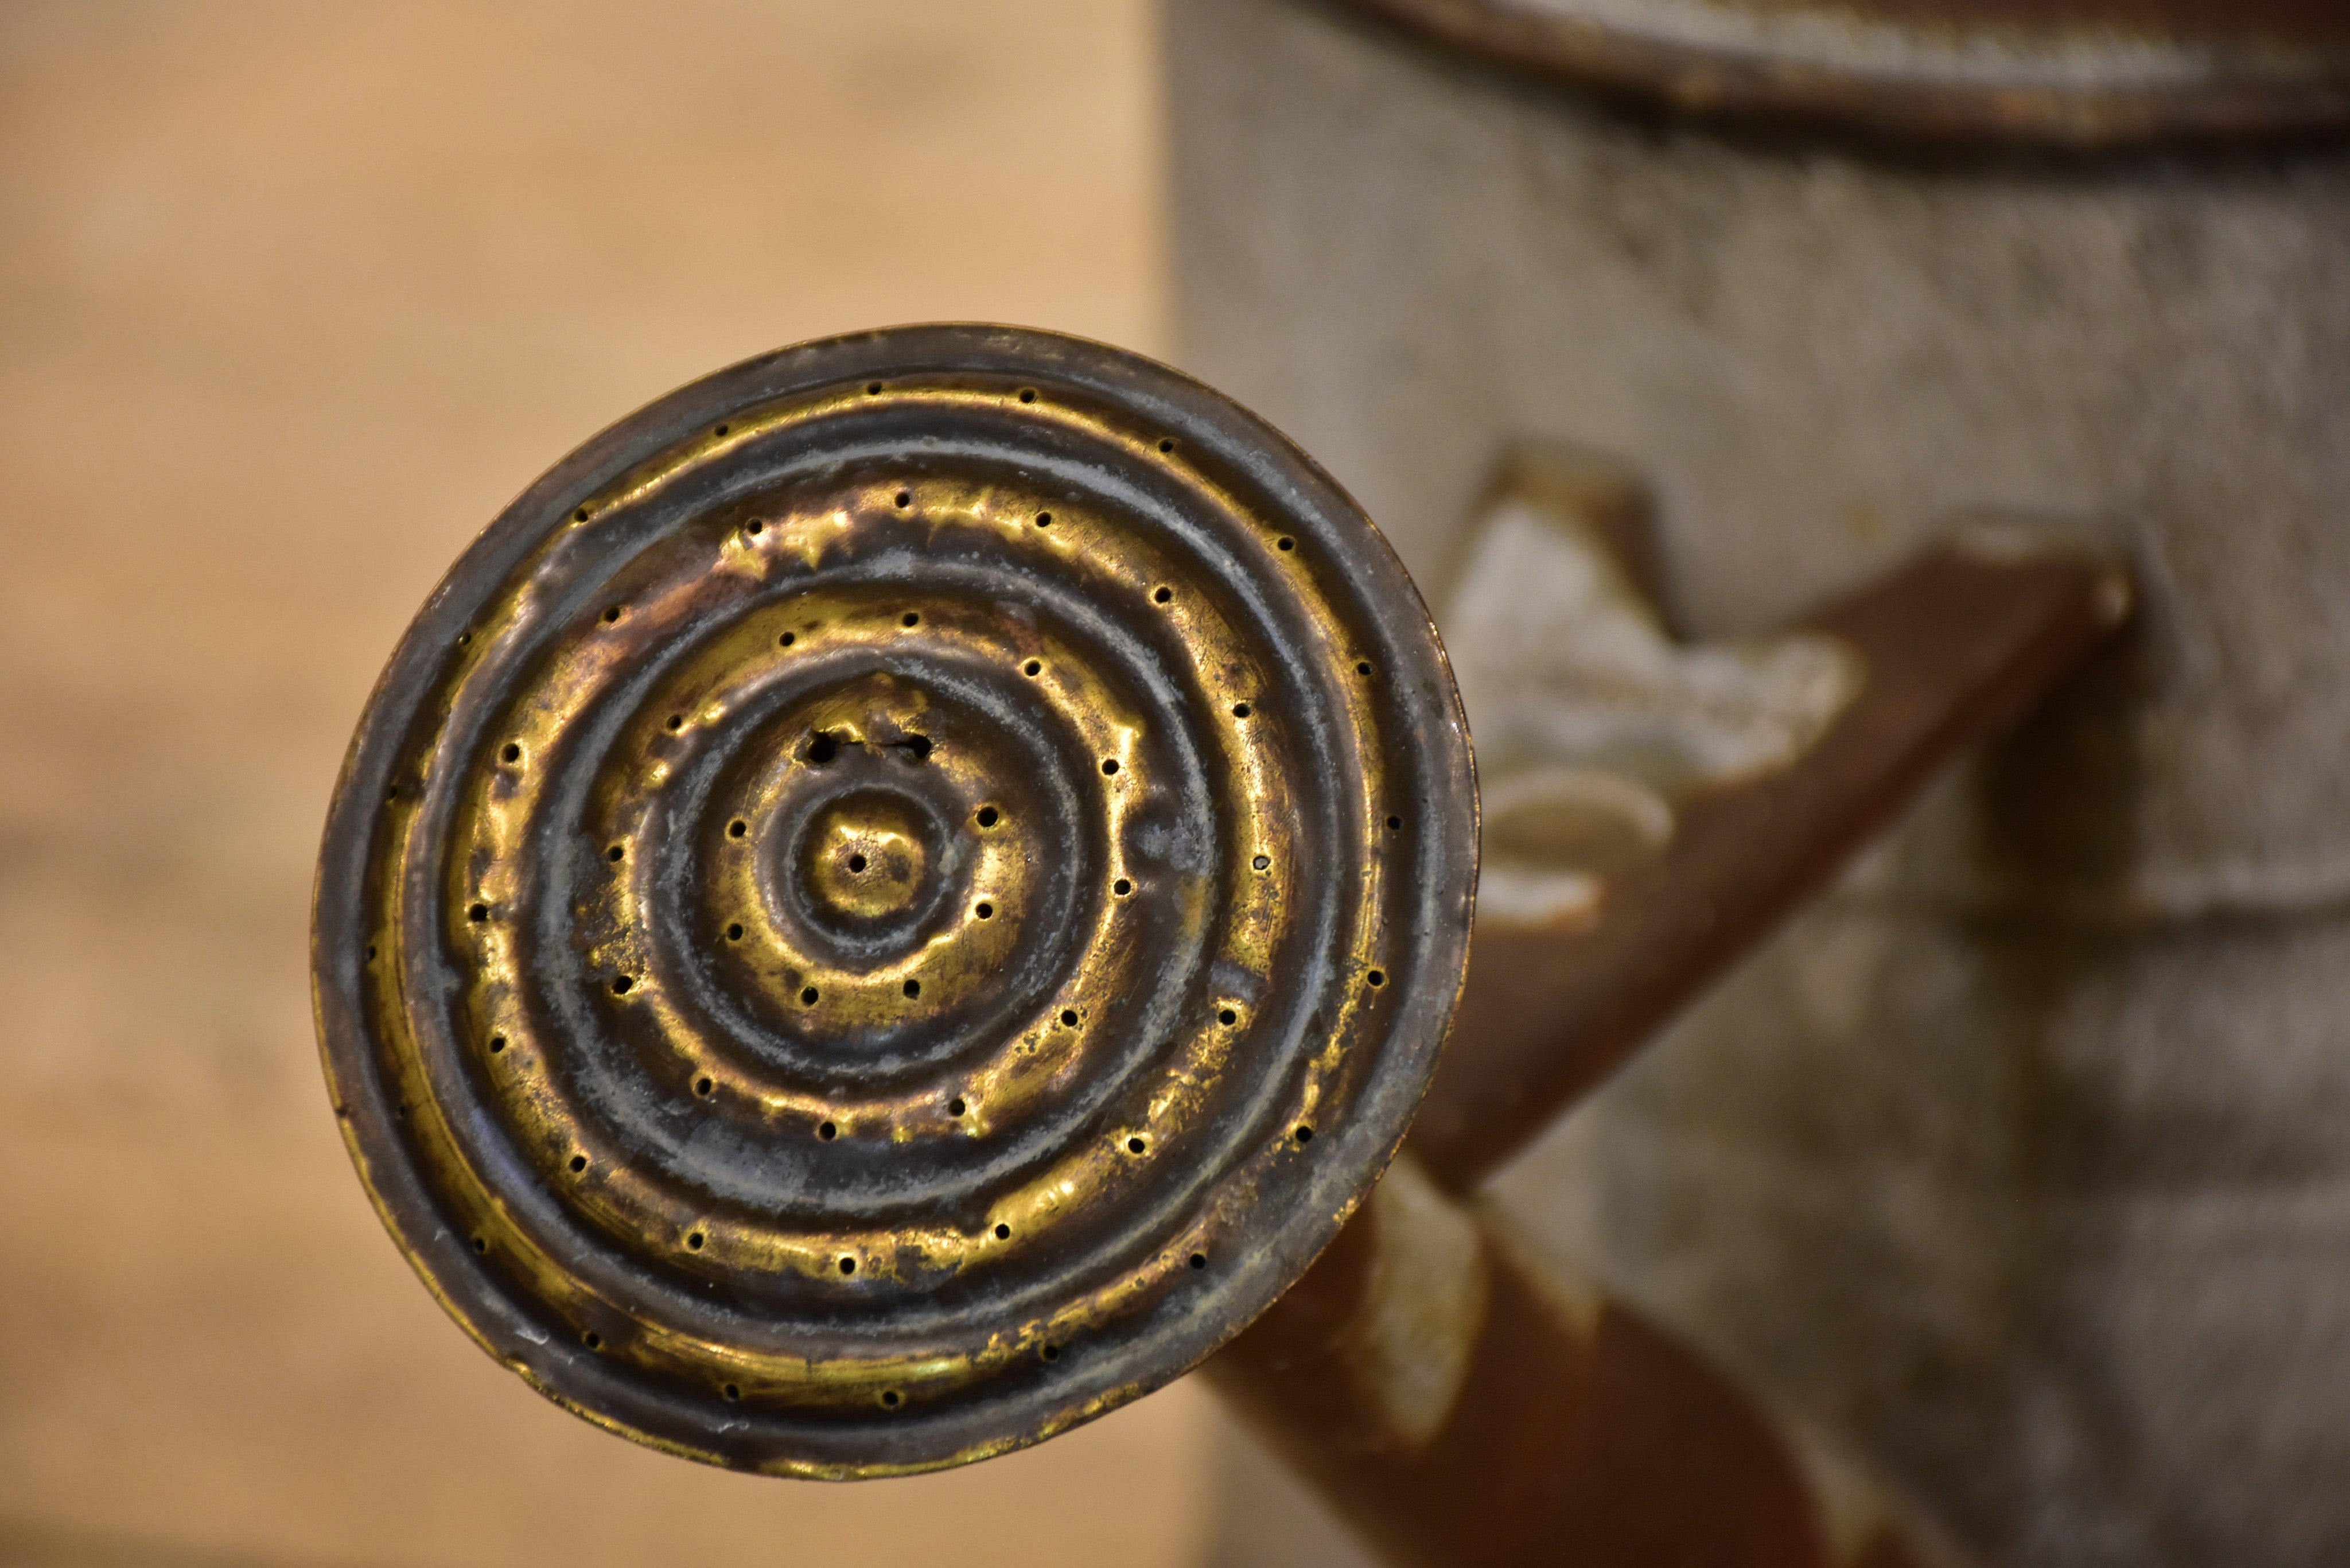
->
[1368,969,1387,988]
[839,1256,857,1275]
[1189,1252,1208,1270]
[694,1076,714,1098]
[1101,758,1119,775]
[1127,1137,1146,1155]
[569,1154,588,1173]
[803,987,820,1006]
[950,1098,967,1117]
[582,1331,602,1349]
[975,902,993,920]
[1154,587,1172,604]
[1061,1009,1080,1028]
[1114,878,1131,896]
[819,1120,838,1139]
[610,975,634,995]
[726,923,744,941]
[976,806,999,828]
[903,979,921,999]
[848,853,867,873]
[1219,1008,1238,1026]
[468,903,489,922]
[1232,702,1251,718]
[500,743,521,762]
[488,1035,506,1055]
[687,1232,705,1250]
[1295,1125,1314,1144]
[729,819,748,838]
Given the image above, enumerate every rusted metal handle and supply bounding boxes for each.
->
[1209,499,2128,1566]
[1415,539,2131,1192]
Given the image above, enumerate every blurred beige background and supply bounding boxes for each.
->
[0,3,1207,1564]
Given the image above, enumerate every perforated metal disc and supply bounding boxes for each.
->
[311,325,1477,1476]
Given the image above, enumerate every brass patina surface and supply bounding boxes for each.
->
[1332,0,2350,144]
[310,325,1477,1477]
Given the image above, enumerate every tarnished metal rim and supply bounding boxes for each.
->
[1336,0,2350,147]
[310,325,1479,1477]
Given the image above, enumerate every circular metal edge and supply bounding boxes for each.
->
[309,322,1481,1477]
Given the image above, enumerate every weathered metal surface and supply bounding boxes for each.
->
[1177,2,2350,1558]
[310,325,1477,1477]
[1332,0,2350,144]
[1206,1156,1949,1567]
[1415,506,2129,1189]
[1202,461,2116,1568]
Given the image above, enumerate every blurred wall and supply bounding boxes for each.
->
[0,5,1204,1565]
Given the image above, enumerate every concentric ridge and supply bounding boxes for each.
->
[311,325,1478,1476]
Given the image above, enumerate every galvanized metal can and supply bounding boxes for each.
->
[1170,2,2350,1562]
